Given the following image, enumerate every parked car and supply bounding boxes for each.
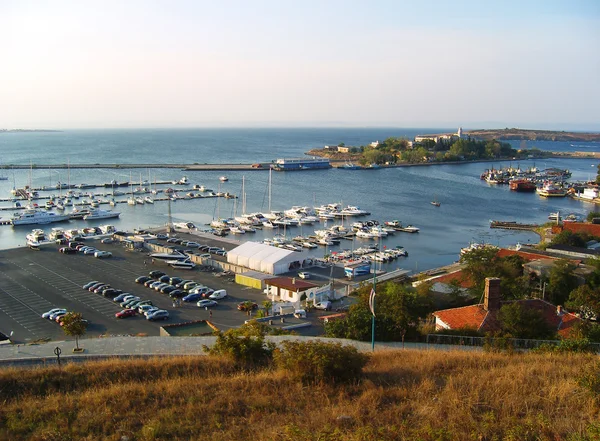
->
[189,285,209,295]
[115,309,136,319]
[161,285,176,294]
[168,289,185,298]
[88,282,105,292]
[113,293,130,302]
[182,293,202,302]
[145,279,159,288]
[154,283,169,292]
[149,281,163,289]
[136,276,151,284]
[42,308,66,319]
[94,284,111,294]
[94,251,112,258]
[237,301,258,312]
[102,288,120,298]
[146,310,169,321]
[138,304,157,314]
[149,270,166,279]
[54,312,69,322]
[169,277,183,286]
[183,281,200,291]
[209,289,227,300]
[186,242,200,248]
[120,294,139,303]
[314,301,332,311]
[83,281,100,290]
[159,275,171,283]
[156,233,168,240]
[101,237,114,244]
[175,279,193,289]
[166,238,179,243]
[84,248,98,255]
[298,272,310,279]
[197,299,218,308]
[59,247,78,254]
[215,250,227,256]
[143,307,160,317]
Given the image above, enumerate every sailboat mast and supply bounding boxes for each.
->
[242,175,246,215]
[268,167,272,212]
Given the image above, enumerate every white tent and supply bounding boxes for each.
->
[227,241,306,275]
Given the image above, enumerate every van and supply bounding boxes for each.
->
[209,289,227,300]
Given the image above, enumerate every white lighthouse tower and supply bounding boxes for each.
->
[457,127,463,138]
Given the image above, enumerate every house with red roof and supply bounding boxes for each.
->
[432,278,582,338]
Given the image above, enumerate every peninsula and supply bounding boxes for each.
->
[465,128,600,142]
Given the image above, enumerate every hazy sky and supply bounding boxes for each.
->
[1,0,599,129]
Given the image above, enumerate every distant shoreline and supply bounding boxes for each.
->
[464,128,600,142]
[0,129,62,133]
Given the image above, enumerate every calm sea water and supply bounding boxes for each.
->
[0,128,598,273]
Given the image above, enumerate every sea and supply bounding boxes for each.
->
[0,128,598,273]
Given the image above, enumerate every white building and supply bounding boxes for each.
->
[227,241,311,275]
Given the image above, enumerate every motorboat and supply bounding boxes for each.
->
[397,225,420,233]
[69,207,90,219]
[168,259,196,269]
[26,229,47,243]
[431,201,441,207]
[229,226,246,234]
[240,225,256,233]
[219,176,228,182]
[99,225,117,234]
[176,176,190,185]
[302,241,317,249]
[127,197,136,206]
[12,209,70,226]
[83,209,121,220]
[151,250,189,261]
[135,197,145,205]
[144,196,154,204]
[548,212,560,221]
[48,228,65,241]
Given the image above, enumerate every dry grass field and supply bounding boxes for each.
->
[1,349,599,441]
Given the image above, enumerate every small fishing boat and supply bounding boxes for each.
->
[431,201,441,207]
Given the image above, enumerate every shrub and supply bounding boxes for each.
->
[273,340,369,384]
[202,324,275,368]
[534,338,597,354]
[577,363,600,396]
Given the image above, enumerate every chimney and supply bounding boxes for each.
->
[292,277,296,285]
[484,278,501,311]
[557,305,564,316]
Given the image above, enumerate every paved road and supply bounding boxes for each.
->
[0,335,479,367]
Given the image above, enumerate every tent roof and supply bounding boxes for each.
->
[228,241,297,263]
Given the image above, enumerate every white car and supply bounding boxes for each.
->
[186,242,200,248]
[208,289,227,300]
[197,299,218,308]
[94,251,112,258]
[42,308,66,319]
[298,272,310,279]
[314,301,332,311]
[49,309,69,320]
[146,310,169,321]
[101,238,114,244]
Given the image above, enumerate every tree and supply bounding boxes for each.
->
[262,300,273,316]
[325,282,433,342]
[498,303,556,340]
[61,312,87,351]
[567,285,600,320]
[545,259,579,306]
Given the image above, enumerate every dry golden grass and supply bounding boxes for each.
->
[1,349,599,441]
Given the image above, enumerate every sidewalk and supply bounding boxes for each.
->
[0,335,478,367]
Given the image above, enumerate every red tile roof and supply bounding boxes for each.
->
[433,270,473,288]
[496,248,559,261]
[562,222,600,237]
[433,299,582,338]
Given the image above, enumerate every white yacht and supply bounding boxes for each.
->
[83,209,121,220]
[219,176,228,182]
[99,225,117,234]
[48,228,65,241]
[12,209,70,226]
[302,241,317,249]
[229,226,246,234]
[144,196,154,204]
[26,229,47,243]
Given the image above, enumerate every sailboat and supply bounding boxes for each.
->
[431,195,441,207]
[127,172,136,206]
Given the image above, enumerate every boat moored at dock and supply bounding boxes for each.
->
[271,157,331,171]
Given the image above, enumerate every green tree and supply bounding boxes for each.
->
[262,300,273,316]
[325,282,433,342]
[545,259,579,306]
[567,285,600,320]
[498,303,556,340]
[61,312,87,351]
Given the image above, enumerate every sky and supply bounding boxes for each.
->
[1,0,599,130]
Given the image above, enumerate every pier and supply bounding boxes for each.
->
[490,220,540,232]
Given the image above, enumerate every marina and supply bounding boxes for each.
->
[0,129,598,274]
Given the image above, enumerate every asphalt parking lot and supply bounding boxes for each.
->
[0,233,338,344]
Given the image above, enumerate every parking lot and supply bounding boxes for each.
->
[0,233,339,344]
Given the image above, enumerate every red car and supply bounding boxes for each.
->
[115,309,137,319]
[237,301,259,312]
